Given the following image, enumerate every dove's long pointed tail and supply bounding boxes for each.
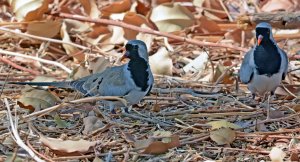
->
[5,81,72,88]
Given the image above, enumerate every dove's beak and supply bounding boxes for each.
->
[257,35,263,46]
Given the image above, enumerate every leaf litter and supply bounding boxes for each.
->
[0,0,300,161]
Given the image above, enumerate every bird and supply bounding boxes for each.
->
[6,40,154,113]
[239,22,288,119]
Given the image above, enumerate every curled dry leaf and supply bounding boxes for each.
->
[260,0,296,12]
[182,51,208,74]
[26,20,62,38]
[123,12,155,40]
[17,86,60,112]
[79,0,100,19]
[134,131,180,155]
[207,120,241,130]
[9,0,49,21]
[101,0,131,17]
[150,3,194,32]
[149,47,173,76]
[210,127,236,145]
[136,0,151,16]
[40,135,97,156]
[269,147,286,162]
[61,21,86,62]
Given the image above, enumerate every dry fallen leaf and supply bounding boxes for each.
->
[101,0,131,17]
[210,127,236,145]
[40,135,97,156]
[182,51,208,74]
[149,47,173,76]
[123,12,154,40]
[143,135,180,155]
[207,120,241,130]
[18,86,60,112]
[150,3,194,32]
[26,20,61,38]
[79,0,100,19]
[82,116,104,135]
[260,0,295,12]
[60,21,86,62]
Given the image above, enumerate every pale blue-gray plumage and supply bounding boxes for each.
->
[239,22,288,98]
[7,40,154,112]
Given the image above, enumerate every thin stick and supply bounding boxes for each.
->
[57,13,248,52]
[0,56,40,75]
[4,98,45,162]
[22,96,127,120]
[0,49,72,74]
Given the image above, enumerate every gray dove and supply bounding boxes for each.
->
[239,22,288,119]
[7,40,154,113]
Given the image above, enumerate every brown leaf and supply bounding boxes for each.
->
[79,0,100,19]
[123,12,151,40]
[143,135,180,155]
[195,16,221,34]
[101,0,131,18]
[136,0,151,16]
[26,20,61,38]
[210,128,236,145]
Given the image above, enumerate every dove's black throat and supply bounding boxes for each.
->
[127,54,149,91]
[254,38,281,77]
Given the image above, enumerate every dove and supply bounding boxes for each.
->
[239,22,288,119]
[7,40,154,113]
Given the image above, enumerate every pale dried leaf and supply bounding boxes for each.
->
[207,120,241,130]
[210,128,236,145]
[61,21,86,62]
[40,136,97,155]
[18,87,60,112]
[182,51,208,74]
[150,3,194,32]
[149,47,173,75]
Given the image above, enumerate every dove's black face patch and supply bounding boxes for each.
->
[127,49,149,91]
[254,27,281,76]
[256,27,271,41]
